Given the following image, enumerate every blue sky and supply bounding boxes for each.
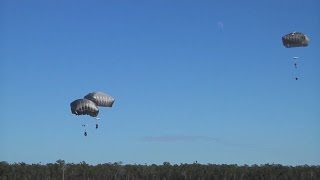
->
[1,0,319,165]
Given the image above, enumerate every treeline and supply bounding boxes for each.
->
[0,160,319,180]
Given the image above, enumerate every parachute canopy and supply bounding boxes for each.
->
[282,32,309,48]
[84,92,115,107]
[70,99,99,117]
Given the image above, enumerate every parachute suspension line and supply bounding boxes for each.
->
[82,124,88,136]
[293,57,300,80]
[94,117,100,129]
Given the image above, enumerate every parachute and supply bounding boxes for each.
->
[70,99,99,117]
[282,32,309,48]
[282,32,309,80]
[84,92,115,107]
[70,91,115,136]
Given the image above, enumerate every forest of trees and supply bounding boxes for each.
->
[0,160,319,180]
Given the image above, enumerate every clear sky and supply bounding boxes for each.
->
[1,0,319,165]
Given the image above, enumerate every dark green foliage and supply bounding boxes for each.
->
[0,161,319,180]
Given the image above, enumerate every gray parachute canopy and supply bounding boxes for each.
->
[84,91,115,107]
[282,32,309,48]
[70,99,99,117]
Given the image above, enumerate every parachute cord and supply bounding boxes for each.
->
[94,117,100,129]
[82,124,88,136]
[292,57,300,81]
